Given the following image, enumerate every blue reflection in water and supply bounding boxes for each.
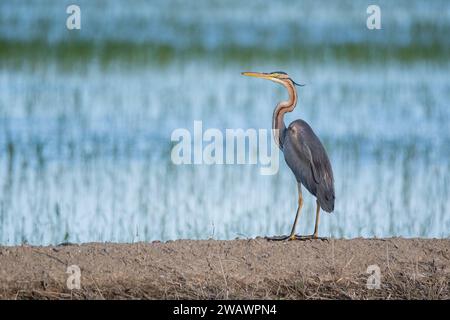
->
[0,0,449,244]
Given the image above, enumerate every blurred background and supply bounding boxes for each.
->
[0,0,449,245]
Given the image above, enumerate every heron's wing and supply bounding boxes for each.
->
[300,140,321,184]
[283,120,335,212]
[283,131,319,194]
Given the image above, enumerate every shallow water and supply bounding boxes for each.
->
[0,1,449,244]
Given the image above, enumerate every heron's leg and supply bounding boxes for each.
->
[288,184,303,240]
[293,199,328,241]
[266,183,303,241]
[313,199,320,238]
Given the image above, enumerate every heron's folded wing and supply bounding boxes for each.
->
[299,139,321,184]
[283,131,321,190]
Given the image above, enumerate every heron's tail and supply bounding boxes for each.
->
[318,186,335,213]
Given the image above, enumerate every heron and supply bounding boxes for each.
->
[242,71,335,240]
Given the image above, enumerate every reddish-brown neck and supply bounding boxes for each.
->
[272,80,298,148]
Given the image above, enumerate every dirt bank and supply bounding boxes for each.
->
[0,238,448,299]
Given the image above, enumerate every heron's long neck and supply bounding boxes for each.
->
[272,81,297,148]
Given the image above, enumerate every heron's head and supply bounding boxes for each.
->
[241,71,304,87]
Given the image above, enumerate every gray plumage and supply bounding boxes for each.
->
[282,120,335,212]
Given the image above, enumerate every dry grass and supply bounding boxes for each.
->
[1,238,449,300]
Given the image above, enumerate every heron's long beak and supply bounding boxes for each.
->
[241,72,273,80]
[242,71,305,87]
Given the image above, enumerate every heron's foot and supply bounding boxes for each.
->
[293,234,329,241]
[265,235,291,241]
[265,234,328,242]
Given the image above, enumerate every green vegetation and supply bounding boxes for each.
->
[1,40,449,69]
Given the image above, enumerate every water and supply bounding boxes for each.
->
[0,1,449,245]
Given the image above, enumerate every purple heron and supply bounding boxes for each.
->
[242,71,335,240]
